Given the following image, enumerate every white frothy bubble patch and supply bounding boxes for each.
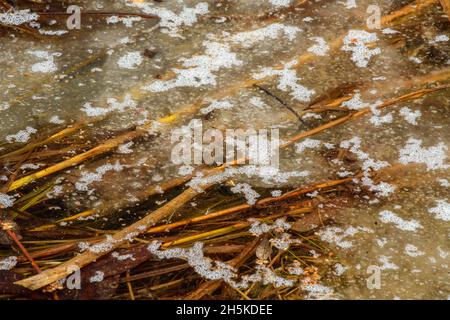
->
[28,51,61,73]
[106,16,142,27]
[0,193,15,208]
[437,179,449,187]
[49,115,65,124]
[200,99,233,115]
[231,183,260,205]
[81,94,137,117]
[148,241,293,289]
[0,256,18,270]
[295,138,322,153]
[399,107,421,125]
[117,51,143,69]
[398,138,448,171]
[127,2,209,38]
[75,162,124,192]
[369,112,393,126]
[253,60,315,102]
[146,41,242,92]
[317,226,367,249]
[117,141,134,154]
[0,102,10,111]
[379,255,399,270]
[249,96,267,109]
[307,37,330,56]
[269,0,292,7]
[429,34,449,44]
[341,92,370,110]
[231,23,301,48]
[89,271,105,283]
[339,0,357,9]
[6,126,37,143]
[0,10,38,26]
[405,244,425,257]
[341,30,381,67]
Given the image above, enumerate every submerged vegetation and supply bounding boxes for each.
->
[0,0,449,300]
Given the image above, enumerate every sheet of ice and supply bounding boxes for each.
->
[253,60,315,102]
[231,23,301,48]
[0,10,38,26]
[126,1,209,38]
[28,51,60,73]
[117,52,143,69]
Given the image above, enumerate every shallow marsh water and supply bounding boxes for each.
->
[0,0,449,299]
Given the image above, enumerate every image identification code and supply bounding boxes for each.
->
[176,304,273,317]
